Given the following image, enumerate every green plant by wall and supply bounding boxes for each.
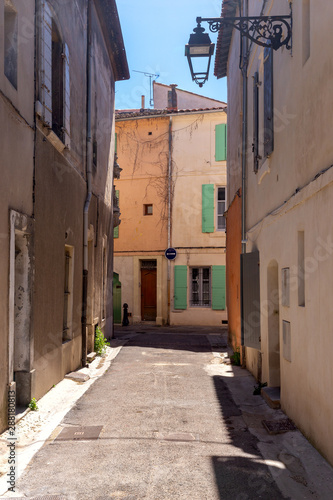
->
[230,348,241,366]
[94,326,110,356]
[28,398,38,411]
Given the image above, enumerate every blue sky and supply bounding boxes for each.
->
[115,0,228,110]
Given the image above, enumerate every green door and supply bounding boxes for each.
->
[113,273,122,324]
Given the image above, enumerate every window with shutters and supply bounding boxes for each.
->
[39,1,70,147]
[253,71,260,171]
[4,3,18,89]
[263,46,274,158]
[63,245,74,342]
[190,267,211,307]
[215,123,227,161]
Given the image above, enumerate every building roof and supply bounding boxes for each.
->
[214,0,238,79]
[115,106,227,120]
[153,82,226,107]
[94,0,130,82]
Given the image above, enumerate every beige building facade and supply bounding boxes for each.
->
[215,0,333,465]
[114,89,227,326]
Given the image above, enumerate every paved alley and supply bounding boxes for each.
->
[3,327,333,500]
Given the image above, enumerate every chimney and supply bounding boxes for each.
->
[167,84,178,111]
[140,95,145,111]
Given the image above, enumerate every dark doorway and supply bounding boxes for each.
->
[141,262,157,321]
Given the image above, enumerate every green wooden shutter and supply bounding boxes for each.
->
[114,190,119,238]
[174,265,187,310]
[212,265,226,310]
[202,184,214,233]
[215,124,227,161]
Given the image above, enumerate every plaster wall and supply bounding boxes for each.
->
[224,0,333,464]
[114,117,170,253]
[170,111,227,326]
[246,170,333,466]
[153,82,226,110]
[0,0,35,431]
[226,192,242,349]
[245,0,333,230]
[171,112,227,249]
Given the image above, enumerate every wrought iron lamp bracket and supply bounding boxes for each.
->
[197,15,292,51]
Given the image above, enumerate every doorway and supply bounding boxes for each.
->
[113,273,122,324]
[9,211,34,406]
[267,261,280,387]
[141,261,157,321]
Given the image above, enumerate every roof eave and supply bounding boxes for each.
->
[94,0,130,82]
[214,0,239,79]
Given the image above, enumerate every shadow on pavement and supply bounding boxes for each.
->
[212,376,288,499]
[113,324,228,354]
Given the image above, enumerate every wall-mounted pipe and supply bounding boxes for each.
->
[167,116,172,324]
[82,0,93,367]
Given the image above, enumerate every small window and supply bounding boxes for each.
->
[217,187,226,231]
[282,268,290,307]
[4,4,18,89]
[144,204,153,216]
[190,267,211,307]
[283,320,291,362]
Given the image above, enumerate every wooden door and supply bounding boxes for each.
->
[141,268,157,321]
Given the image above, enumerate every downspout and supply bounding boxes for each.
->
[167,116,172,324]
[240,0,248,348]
[241,0,248,255]
[82,0,92,367]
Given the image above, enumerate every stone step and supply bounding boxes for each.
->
[261,386,281,409]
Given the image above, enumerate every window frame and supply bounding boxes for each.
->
[143,204,153,216]
[216,186,226,232]
[190,267,211,308]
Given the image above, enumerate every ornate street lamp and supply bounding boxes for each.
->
[186,12,292,86]
[185,23,215,87]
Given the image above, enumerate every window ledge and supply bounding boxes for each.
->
[258,158,271,184]
[46,129,66,154]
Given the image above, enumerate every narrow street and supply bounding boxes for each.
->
[4,327,332,500]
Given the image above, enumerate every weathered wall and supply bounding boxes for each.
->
[226,191,242,349]
[0,0,35,432]
[228,0,333,466]
[170,111,227,326]
[115,116,170,253]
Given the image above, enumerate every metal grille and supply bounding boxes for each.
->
[141,260,157,269]
[190,267,211,307]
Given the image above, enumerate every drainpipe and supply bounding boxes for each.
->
[241,0,248,255]
[82,0,92,367]
[167,116,172,324]
[240,0,248,349]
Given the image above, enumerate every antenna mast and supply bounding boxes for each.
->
[133,70,160,107]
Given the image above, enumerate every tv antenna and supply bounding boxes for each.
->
[133,70,160,107]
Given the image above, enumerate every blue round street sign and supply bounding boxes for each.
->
[165,247,177,260]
